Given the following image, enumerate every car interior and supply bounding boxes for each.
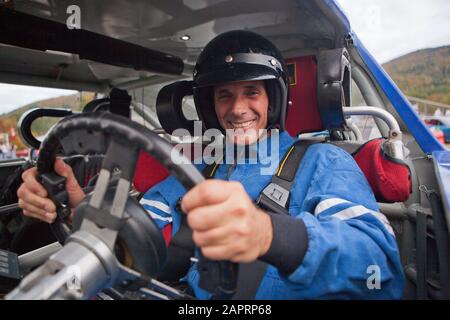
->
[0,1,448,300]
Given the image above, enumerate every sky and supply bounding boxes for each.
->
[1,0,449,115]
[337,0,450,63]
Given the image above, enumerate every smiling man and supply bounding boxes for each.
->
[17,30,404,299]
[213,80,269,145]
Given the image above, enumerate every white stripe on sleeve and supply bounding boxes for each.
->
[314,198,350,216]
[333,205,394,235]
[145,209,173,223]
[140,199,171,213]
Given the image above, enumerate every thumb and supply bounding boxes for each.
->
[54,158,85,208]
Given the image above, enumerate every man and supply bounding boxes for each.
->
[17,30,404,299]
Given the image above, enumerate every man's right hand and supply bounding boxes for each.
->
[17,158,85,223]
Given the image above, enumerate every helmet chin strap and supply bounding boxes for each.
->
[278,77,288,131]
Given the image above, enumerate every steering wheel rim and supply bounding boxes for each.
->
[36,111,204,249]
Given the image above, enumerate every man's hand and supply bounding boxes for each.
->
[17,158,85,223]
[181,180,273,263]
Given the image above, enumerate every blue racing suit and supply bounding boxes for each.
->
[140,130,404,299]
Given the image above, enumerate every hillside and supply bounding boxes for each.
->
[382,45,450,105]
[4,92,95,124]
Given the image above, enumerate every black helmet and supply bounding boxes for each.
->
[193,30,289,131]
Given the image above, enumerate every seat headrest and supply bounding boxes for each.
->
[285,49,351,137]
[316,48,351,131]
[156,80,196,135]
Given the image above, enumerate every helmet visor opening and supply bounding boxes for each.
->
[194,63,280,88]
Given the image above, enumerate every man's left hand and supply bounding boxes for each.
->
[181,180,273,263]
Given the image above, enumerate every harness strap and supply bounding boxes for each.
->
[156,213,195,282]
[257,140,316,215]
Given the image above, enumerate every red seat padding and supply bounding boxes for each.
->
[133,143,205,193]
[161,223,172,246]
[285,56,323,135]
[133,145,204,246]
[133,151,170,193]
[133,151,171,244]
[353,139,411,203]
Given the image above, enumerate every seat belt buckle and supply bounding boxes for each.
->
[256,182,290,214]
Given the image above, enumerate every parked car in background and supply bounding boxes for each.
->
[423,116,450,143]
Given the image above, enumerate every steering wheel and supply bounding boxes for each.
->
[35,112,205,280]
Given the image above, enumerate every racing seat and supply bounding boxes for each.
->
[285,49,411,203]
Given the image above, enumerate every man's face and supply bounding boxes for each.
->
[214,80,269,145]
